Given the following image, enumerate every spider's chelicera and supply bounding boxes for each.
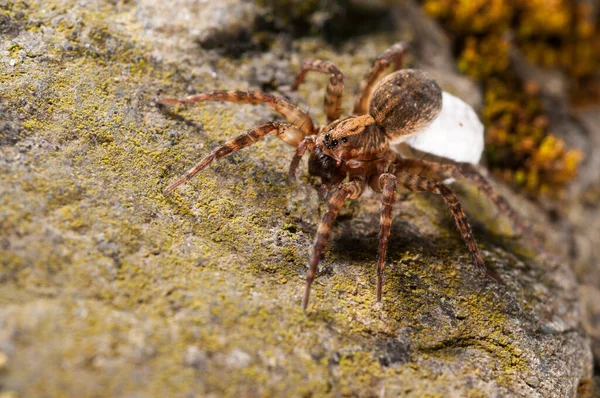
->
[160,42,537,309]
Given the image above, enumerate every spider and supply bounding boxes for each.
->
[160,42,537,310]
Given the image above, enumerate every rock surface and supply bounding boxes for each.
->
[509,23,600,391]
[0,0,594,397]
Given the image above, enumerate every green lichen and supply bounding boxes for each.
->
[7,44,22,58]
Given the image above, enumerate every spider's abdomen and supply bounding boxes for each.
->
[369,69,442,141]
[402,91,484,164]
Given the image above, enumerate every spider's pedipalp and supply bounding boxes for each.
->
[159,90,314,136]
[292,60,345,123]
[395,170,499,280]
[353,42,409,115]
[288,137,316,183]
[303,179,366,310]
[376,173,398,302]
[165,121,295,193]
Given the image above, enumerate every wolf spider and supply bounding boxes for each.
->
[160,42,536,309]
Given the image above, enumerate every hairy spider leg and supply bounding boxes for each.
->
[164,122,300,193]
[396,157,541,251]
[159,90,315,137]
[292,60,345,123]
[395,170,500,281]
[353,42,409,115]
[376,173,398,302]
[453,164,542,252]
[288,137,316,183]
[303,179,366,310]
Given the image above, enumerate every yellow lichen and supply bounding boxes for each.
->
[423,0,593,196]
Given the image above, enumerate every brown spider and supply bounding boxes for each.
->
[160,42,536,309]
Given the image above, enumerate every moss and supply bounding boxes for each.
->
[482,77,584,196]
[422,0,592,197]
[7,43,22,58]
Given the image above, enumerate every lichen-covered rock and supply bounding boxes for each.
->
[0,0,593,397]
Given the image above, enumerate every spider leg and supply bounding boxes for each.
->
[353,42,409,115]
[288,137,316,183]
[165,122,300,193]
[396,156,541,251]
[376,173,398,302]
[303,179,366,310]
[159,90,315,137]
[292,60,344,123]
[395,170,500,281]
[453,163,542,251]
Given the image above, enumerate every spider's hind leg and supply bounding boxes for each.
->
[395,170,500,281]
[453,163,541,251]
[398,157,542,251]
[353,42,409,115]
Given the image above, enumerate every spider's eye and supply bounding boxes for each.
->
[330,139,338,147]
[341,137,348,143]
[324,133,330,141]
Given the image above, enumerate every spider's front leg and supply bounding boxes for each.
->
[303,179,366,310]
[164,122,305,193]
[159,90,315,136]
[395,170,501,281]
[292,60,345,123]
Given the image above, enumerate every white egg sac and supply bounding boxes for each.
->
[401,92,484,165]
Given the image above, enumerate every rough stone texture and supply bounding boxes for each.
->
[0,0,594,397]
[510,34,600,390]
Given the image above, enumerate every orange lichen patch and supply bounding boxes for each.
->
[514,1,596,76]
[483,77,583,195]
[423,0,511,34]
[424,0,599,81]
[530,136,584,194]
[516,0,571,36]
[422,0,594,196]
[457,35,510,79]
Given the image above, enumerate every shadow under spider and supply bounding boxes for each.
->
[158,102,293,196]
[330,216,440,265]
[407,187,535,261]
[322,189,533,285]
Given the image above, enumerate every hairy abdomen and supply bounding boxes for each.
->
[369,69,442,142]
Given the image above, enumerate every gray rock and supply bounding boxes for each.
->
[0,0,593,397]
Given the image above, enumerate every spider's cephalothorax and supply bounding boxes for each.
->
[160,42,537,309]
[307,114,391,193]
